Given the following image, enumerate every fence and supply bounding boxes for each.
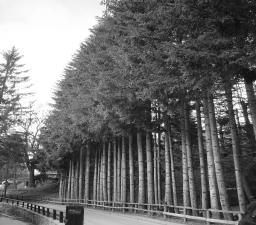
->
[0,197,65,223]
[45,198,242,225]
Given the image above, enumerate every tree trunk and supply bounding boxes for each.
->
[107,141,111,202]
[75,159,79,200]
[164,129,172,206]
[128,133,134,203]
[84,144,91,202]
[224,79,246,213]
[202,94,219,210]
[181,108,190,208]
[168,127,178,209]
[244,78,256,140]
[59,174,63,201]
[240,100,256,153]
[79,147,84,200]
[113,138,117,202]
[70,160,74,199]
[153,133,159,204]
[67,160,72,200]
[146,131,154,205]
[184,103,198,211]
[117,137,121,202]
[98,150,102,201]
[102,142,107,201]
[157,131,161,204]
[93,149,98,202]
[28,166,35,187]
[137,131,145,204]
[208,93,231,218]
[196,100,208,210]
[121,135,127,203]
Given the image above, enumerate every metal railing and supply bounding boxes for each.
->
[0,197,65,223]
[45,198,242,225]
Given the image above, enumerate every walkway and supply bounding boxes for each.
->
[37,203,184,225]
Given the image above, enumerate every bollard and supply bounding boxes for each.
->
[47,208,50,217]
[65,205,84,225]
[53,209,56,220]
[43,207,45,215]
[59,211,64,223]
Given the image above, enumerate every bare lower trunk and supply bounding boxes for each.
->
[244,79,256,140]
[196,100,208,210]
[59,174,63,200]
[121,135,127,203]
[146,131,154,205]
[102,142,107,201]
[93,149,98,201]
[202,94,219,210]
[117,137,121,202]
[224,79,246,213]
[157,131,161,203]
[107,141,111,202]
[184,104,198,211]
[79,147,84,200]
[168,127,177,208]
[153,133,159,204]
[164,130,172,205]
[84,144,91,202]
[113,138,117,202]
[67,160,72,199]
[240,100,256,153]
[28,167,35,188]
[137,131,145,204]
[208,94,231,218]
[128,133,134,203]
[181,109,190,208]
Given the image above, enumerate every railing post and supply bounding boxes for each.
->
[206,209,210,225]
[34,205,37,212]
[53,209,56,220]
[38,206,41,214]
[59,211,64,223]
[164,204,167,219]
[42,207,45,216]
[183,206,187,223]
[30,204,33,210]
[22,201,24,207]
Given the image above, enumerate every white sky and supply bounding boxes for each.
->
[0,0,104,112]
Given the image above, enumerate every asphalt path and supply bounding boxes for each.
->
[0,213,31,225]
[37,203,184,225]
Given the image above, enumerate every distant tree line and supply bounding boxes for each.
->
[41,0,256,215]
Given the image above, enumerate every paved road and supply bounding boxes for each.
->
[37,203,183,225]
[0,213,30,225]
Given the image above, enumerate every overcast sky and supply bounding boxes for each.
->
[0,0,104,112]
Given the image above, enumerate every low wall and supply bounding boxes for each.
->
[0,203,62,225]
